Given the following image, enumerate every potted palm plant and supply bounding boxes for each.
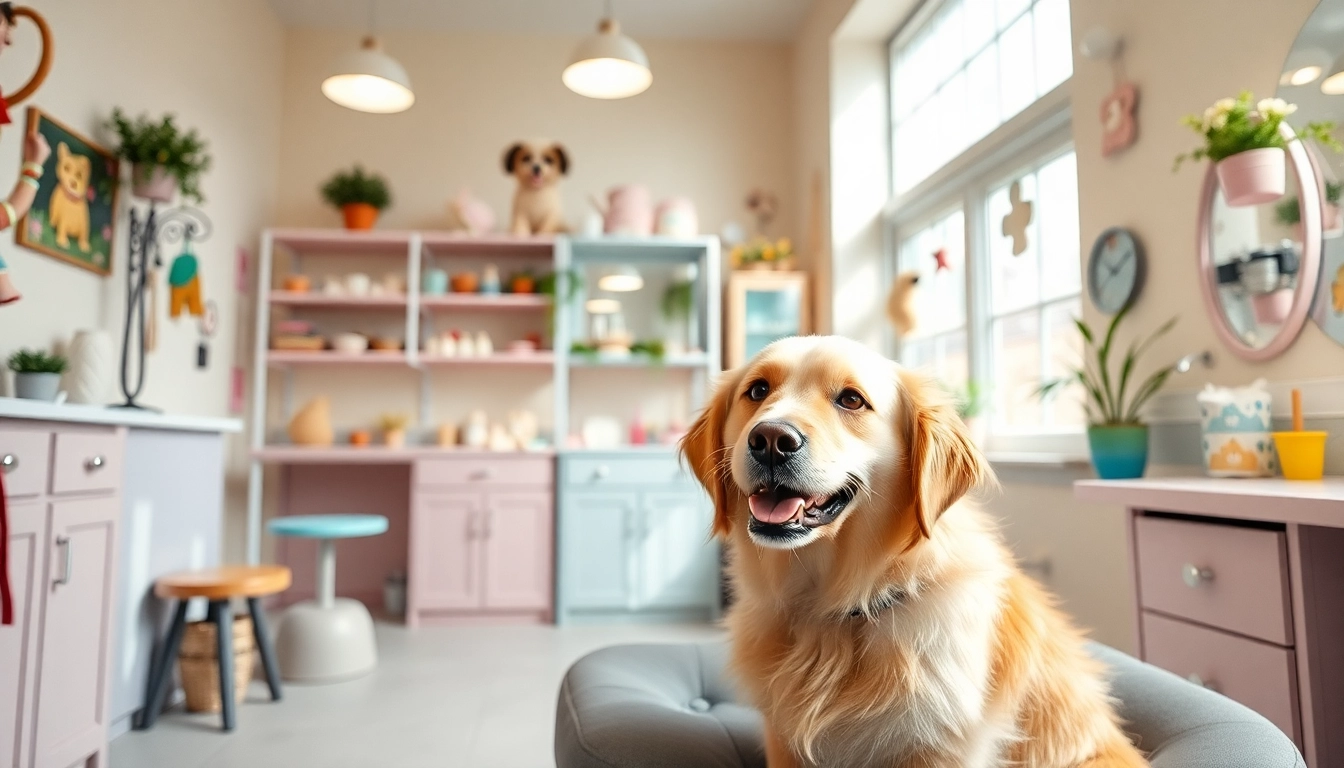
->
[321,165,391,230]
[1175,92,1338,207]
[1036,308,1179,480]
[108,109,212,204]
[8,348,67,401]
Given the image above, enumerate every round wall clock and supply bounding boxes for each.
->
[1088,227,1145,314]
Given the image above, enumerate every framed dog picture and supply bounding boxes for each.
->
[16,107,120,276]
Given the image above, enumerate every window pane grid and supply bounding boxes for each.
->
[891,0,1072,195]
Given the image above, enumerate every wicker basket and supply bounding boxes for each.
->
[178,615,256,713]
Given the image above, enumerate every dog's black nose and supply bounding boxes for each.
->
[748,421,805,466]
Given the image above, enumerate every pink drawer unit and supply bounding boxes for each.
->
[0,428,52,498]
[1134,515,1292,646]
[1142,611,1300,743]
[415,456,553,487]
[50,430,123,496]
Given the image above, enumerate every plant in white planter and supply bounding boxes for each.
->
[108,109,212,204]
[1035,308,1180,480]
[1175,92,1339,207]
[8,348,67,401]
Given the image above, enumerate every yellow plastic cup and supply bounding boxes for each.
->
[1272,431,1328,480]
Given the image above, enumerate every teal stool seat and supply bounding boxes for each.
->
[268,514,388,539]
[267,514,388,683]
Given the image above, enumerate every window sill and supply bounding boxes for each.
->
[983,451,1091,469]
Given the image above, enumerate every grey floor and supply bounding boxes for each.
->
[110,621,725,768]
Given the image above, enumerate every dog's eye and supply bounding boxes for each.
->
[543,156,554,165]
[746,380,770,401]
[836,389,867,411]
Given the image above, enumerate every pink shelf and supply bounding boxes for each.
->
[420,294,548,310]
[269,291,408,308]
[268,228,414,254]
[420,353,555,367]
[420,232,554,256]
[254,445,556,464]
[267,350,408,366]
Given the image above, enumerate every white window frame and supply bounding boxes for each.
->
[886,90,1084,459]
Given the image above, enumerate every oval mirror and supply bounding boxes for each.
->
[1197,123,1322,360]
[1281,0,1344,349]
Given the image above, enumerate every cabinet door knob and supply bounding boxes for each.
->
[1182,564,1214,588]
[593,465,610,480]
[54,536,72,586]
[86,455,105,471]
[1,453,16,473]
[472,468,493,481]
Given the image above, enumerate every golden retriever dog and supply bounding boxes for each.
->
[681,336,1147,768]
[503,140,569,235]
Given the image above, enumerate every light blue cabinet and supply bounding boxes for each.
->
[556,453,719,624]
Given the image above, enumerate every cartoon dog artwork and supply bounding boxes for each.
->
[48,142,92,252]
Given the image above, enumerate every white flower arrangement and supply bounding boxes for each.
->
[1175,91,1338,171]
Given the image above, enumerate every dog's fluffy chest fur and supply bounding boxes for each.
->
[725,508,1020,767]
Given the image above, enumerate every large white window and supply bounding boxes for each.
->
[889,0,1081,454]
[891,0,1072,195]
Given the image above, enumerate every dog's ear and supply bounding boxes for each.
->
[898,368,993,541]
[681,368,744,537]
[503,143,525,174]
[551,143,570,175]
[58,142,69,161]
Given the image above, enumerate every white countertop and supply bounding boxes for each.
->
[0,397,242,433]
[1075,476,1344,528]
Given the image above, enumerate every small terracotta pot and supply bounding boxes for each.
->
[451,272,480,293]
[342,202,379,230]
[510,275,535,294]
[1216,148,1286,207]
[349,430,372,447]
[283,274,311,293]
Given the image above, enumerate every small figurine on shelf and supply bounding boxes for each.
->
[475,331,493,356]
[481,264,501,295]
[380,413,410,448]
[487,423,516,452]
[439,331,459,357]
[462,410,489,448]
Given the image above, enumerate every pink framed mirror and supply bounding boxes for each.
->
[1196,123,1323,361]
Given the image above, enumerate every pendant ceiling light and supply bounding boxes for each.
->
[597,265,644,292]
[1323,55,1344,95]
[322,3,415,114]
[563,2,652,100]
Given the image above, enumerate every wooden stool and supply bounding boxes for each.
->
[136,565,291,732]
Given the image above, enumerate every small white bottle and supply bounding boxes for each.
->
[476,331,493,357]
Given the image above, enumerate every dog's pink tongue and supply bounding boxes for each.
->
[749,494,805,524]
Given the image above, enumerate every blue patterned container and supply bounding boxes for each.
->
[1196,380,1274,477]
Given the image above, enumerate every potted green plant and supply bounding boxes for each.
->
[1274,181,1342,236]
[1175,92,1339,207]
[729,237,794,271]
[1036,308,1179,480]
[8,348,67,401]
[321,165,391,230]
[379,412,410,448]
[108,109,212,204]
[944,380,988,446]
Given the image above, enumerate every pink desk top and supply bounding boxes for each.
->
[253,446,556,464]
[1075,477,1344,528]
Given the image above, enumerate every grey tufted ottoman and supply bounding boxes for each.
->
[555,641,1305,768]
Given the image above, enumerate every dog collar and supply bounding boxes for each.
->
[847,588,907,619]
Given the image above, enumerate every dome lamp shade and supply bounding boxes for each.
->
[563,18,652,100]
[322,36,415,114]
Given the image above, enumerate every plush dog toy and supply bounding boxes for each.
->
[886,270,921,337]
[503,140,569,235]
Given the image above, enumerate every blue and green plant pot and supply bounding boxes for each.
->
[1087,424,1150,480]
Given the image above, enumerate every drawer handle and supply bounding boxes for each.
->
[1182,564,1214,588]
[471,468,493,481]
[593,465,610,480]
[1,453,16,473]
[86,455,106,471]
[54,536,72,587]
[1186,673,1217,691]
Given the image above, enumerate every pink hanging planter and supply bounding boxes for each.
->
[1215,147,1286,206]
[131,164,178,203]
[1251,288,1295,325]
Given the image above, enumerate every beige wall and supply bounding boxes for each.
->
[0,0,285,416]
[276,29,795,241]
[796,0,1330,651]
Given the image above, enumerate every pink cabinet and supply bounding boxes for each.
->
[482,492,552,611]
[0,422,121,768]
[408,458,553,626]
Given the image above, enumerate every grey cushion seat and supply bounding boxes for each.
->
[556,641,1306,768]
